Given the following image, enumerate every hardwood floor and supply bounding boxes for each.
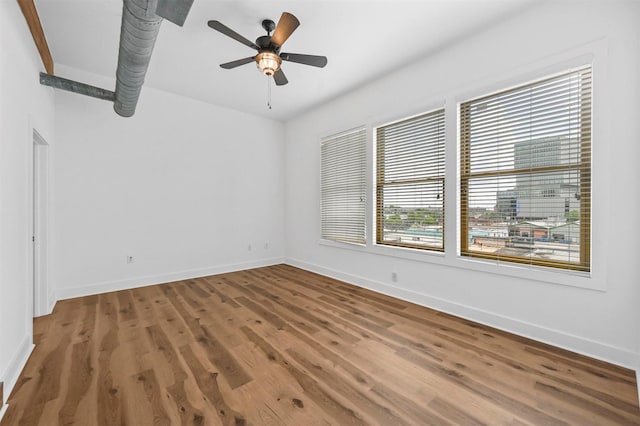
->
[3,264,639,425]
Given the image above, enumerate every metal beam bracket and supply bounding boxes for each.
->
[39,73,115,102]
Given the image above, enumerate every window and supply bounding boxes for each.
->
[376,109,445,251]
[320,127,366,244]
[460,66,592,272]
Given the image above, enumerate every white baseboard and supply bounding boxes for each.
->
[47,289,55,315]
[637,367,640,407]
[285,257,639,371]
[55,257,285,301]
[0,336,35,422]
[47,296,55,316]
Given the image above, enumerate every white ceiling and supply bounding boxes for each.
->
[36,0,536,121]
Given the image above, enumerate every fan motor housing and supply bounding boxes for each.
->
[256,35,272,50]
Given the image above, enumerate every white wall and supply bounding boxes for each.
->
[0,1,56,415]
[284,0,640,368]
[51,66,285,300]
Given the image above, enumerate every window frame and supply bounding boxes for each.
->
[459,66,592,273]
[320,126,367,246]
[375,108,446,252]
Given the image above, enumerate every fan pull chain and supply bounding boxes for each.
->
[267,75,272,110]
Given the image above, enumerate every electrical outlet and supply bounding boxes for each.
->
[126,255,135,264]
[391,272,398,282]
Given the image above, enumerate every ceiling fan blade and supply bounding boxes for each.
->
[207,20,260,50]
[271,12,299,48]
[220,57,256,69]
[273,68,288,86]
[280,53,327,68]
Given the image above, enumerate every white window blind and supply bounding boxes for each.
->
[460,66,592,272]
[320,127,367,244]
[376,109,445,251]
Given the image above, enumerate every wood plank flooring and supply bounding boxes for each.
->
[3,264,639,425]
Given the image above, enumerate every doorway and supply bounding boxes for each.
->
[32,130,49,317]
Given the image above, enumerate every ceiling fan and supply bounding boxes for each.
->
[207,12,328,86]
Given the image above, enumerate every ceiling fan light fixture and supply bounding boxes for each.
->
[256,51,281,76]
[209,12,326,90]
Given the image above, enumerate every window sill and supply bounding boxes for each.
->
[318,238,367,251]
[370,243,446,263]
[317,238,604,292]
[318,238,447,263]
[452,256,602,291]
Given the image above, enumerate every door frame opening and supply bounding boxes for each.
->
[32,129,50,317]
